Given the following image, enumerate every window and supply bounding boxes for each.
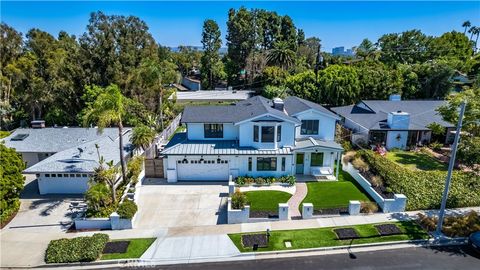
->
[45,174,50,177]
[261,126,275,142]
[369,131,387,144]
[257,157,277,171]
[301,120,319,135]
[277,126,282,142]
[311,153,324,166]
[253,125,259,142]
[70,174,75,177]
[82,174,87,177]
[248,157,252,171]
[204,124,223,138]
[75,174,81,177]
[281,157,286,171]
[51,174,56,177]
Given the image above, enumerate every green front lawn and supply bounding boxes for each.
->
[301,170,372,210]
[244,191,292,211]
[386,150,447,171]
[101,238,156,260]
[229,221,428,252]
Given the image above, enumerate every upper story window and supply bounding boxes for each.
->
[301,120,319,135]
[204,124,223,138]
[254,125,259,142]
[277,125,282,142]
[261,126,275,143]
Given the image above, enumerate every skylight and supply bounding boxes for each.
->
[11,134,29,141]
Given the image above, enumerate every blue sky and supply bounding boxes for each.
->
[1,1,479,51]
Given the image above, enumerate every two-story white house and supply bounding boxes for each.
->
[161,96,343,182]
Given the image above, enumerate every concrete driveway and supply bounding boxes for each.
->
[4,175,83,233]
[135,178,228,229]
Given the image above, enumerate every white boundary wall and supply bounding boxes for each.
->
[342,161,407,213]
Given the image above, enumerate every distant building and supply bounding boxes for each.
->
[332,46,355,56]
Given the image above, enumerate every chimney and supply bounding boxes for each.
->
[272,98,284,111]
[31,120,45,129]
[387,111,410,129]
[389,94,401,101]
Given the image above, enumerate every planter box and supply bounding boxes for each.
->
[227,198,250,224]
[342,161,407,213]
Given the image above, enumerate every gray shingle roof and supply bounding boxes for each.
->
[170,90,254,102]
[161,133,291,155]
[2,128,119,153]
[331,100,454,131]
[284,96,340,119]
[23,130,133,174]
[181,95,336,124]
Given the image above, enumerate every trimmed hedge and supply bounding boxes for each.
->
[117,200,137,219]
[45,233,109,263]
[235,175,296,186]
[359,150,480,210]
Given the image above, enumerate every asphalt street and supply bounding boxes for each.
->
[114,245,480,270]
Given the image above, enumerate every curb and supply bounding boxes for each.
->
[31,237,468,269]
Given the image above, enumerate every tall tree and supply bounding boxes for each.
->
[428,31,473,62]
[318,65,361,106]
[200,19,222,89]
[267,40,296,70]
[462,20,471,34]
[356,38,377,60]
[0,143,25,224]
[285,70,318,101]
[82,84,129,184]
[378,29,432,65]
[131,125,156,153]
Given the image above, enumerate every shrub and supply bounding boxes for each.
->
[417,211,480,237]
[117,200,138,219]
[352,157,369,172]
[255,177,265,185]
[359,150,480,210]
[279,175,296,186]
[370,175,383,187]
[0,144,25,226]
[236,176,246,186]
[231,189,248,210]
[342,151,356,164]
[127,156,144,184]
[45,233,109,263]
[429,142,443,152]
[341,141,353,152]
[360,202,378,214]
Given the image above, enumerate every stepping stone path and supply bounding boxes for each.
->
[287,183,307,218]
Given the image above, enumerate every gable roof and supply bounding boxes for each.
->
[284,96,340,119]
[331,100,454,131]
[2,128,119,153]
[181,95,301,124]
[23,129,133,174]
[181,95,336,124]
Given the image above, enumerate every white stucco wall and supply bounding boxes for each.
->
[238,121,295,149]
[37,173,90,194]
[294,110,337,141]
[386,130,408,149]
[186,123,239,140]
[300,151,335,175]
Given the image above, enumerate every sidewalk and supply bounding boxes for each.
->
[1,206,478,268]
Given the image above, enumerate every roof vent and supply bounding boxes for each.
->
[11,134,29,141]
[272,98,284,111]
[31,120,45,129]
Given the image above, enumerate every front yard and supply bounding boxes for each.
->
[101,238,156,260]
[244,191,292,211]
[229,220,428,252]
[386,150,447,171]
[301,169,372,210]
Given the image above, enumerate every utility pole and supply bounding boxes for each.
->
[435,101,467,237]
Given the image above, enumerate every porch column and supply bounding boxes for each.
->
[336,151,340,180]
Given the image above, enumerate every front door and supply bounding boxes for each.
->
[296,153,304,174]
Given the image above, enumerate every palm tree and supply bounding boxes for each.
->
[474,27,480,51]
[267,41,296,70]
[462,21,471,34]
[468,26,477,41]
[83,84,128,184]
[131,125,156,156]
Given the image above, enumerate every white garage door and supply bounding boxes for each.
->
[38,176,89,194]
[177,162,229,181]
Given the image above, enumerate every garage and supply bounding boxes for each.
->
[37,173,90,194]
[177,160,229,181]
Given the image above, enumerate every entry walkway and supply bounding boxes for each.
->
[287,183,307,218]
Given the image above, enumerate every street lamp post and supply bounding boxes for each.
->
[435,101,467,237]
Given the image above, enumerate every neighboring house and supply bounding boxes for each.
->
[181,76,201,91]
[161,96,343,182]
[331,95,455,150]
[3,127,133,194]
[169,90,254,104]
